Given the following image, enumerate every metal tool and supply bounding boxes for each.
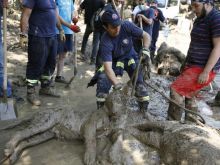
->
[0,7,16,120]
[65,32,78,88]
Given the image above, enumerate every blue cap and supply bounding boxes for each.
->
[146,0,158,4]
[150,0,158,4]
[101,9,121,26]
[191,0,214,3]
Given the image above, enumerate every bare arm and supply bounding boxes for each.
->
[198,37,220,84]
[20,7,32,33]
[142,31,151,49]
[58,15,71,28]
[104,61,119,86]
[204,37,220,73]
[137,14,153,25]
[56,8,63,31]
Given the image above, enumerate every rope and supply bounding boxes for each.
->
[144,80,205,124]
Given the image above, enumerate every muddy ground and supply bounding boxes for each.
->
[0,9,219,165]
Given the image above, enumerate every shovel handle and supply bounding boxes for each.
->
[65,33,78,88]
[131,17,143,96]
[3,7,7,100]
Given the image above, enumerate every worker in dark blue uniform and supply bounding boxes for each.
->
[149,0,165,64]
[92,9,151,114]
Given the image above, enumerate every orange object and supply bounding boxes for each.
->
[171,66,216,98]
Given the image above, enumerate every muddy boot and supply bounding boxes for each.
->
[150,51,155,65]
[96,93,107,109]
[167,89,184,121]
[185,97,198,112]
[39,87,60,97]
[214,91,220,106]
[185,97,199,122]
[207,91,220,106]
[97,101,105,109]
[139,101,154,120]
[27,86,41,106]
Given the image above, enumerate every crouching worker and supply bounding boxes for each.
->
[168,0,220,120]
[88,9,151,114]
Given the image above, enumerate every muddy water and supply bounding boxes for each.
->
[0,62,97,165]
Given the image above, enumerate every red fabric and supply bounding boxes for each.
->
[171,66,216,98]
[70,25,80,33]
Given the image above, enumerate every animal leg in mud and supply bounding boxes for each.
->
[3,131,55,164]
[4,117,57,158]
[128,126,161,149]
[83,109,110,165]
[109,130,160,165]
[185,97,202,123]
[96,137,112,164]
[167,89,185,120]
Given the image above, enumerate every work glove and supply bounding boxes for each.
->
[19,33,28,49]
[59,29,66,42]
[141,48,151,80]
[70,25,80,33]
[72,17,78,25]
[113,83,123,91]
[142,48,150,58]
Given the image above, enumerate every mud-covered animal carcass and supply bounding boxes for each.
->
[155,42,186,76]
[1,77,220,165]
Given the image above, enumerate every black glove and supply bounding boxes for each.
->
[87,73,99,88]
[113,83,123,90]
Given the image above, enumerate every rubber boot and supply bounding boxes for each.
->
[167,89,184,121]
[40,78,60,97]
[207,91,220,106]
[96,93,107,109]
[27,86,41,106]
[150,51,155,65]
[185,97,198,112]
[39,87,60,97]
[214,91,220,106]
[97,101,105,109]
[185,97,199,122]
[139,101,153,120]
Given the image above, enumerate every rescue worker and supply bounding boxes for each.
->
[149,0,165,64]
[20,0,65,106]
[91,9,151,114]
[168,0,220,120]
